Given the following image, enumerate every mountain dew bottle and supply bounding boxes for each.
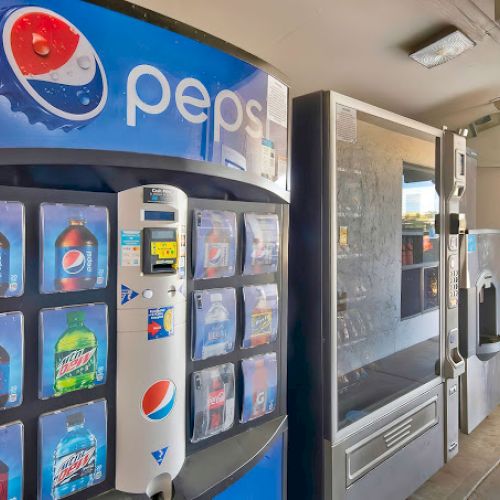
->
[54,311,97,395]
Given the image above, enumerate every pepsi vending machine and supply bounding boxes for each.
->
[0,1,289,499]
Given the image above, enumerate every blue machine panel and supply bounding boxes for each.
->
[214,434,284,500]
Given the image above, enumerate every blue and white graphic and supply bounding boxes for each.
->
[244,213,280,275]
[0,421,23,500]
[0,1,289,188]
[38,399,107,500]
[243,284,279,348]
[0,311,23,410]
[151,447,168,466]
[192,288,236,360]
[120,284,139,305]
[39,304,108,399]
[193,210,237,280]
[141,380,176,421]
[241,353,278,423]
[0,201,24,298]
[40,203,109,294]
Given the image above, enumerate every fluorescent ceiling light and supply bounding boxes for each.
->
[409,29,475,68]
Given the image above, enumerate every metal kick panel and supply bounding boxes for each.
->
[346,397,438,485]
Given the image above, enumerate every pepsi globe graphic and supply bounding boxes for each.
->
[62,249,86,275]
[0,7,107,130]
[142,380,176,421]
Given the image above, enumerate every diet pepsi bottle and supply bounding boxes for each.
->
[0,345,9,408]
[202,294,231,359]
[52,412,96,499]
[55,218,98,291]
[0,459,8,500]
[0,231,10,296]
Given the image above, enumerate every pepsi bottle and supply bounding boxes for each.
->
[52,412,96,499]
[55,218,98,291]
[0,231,10,296]
[0,459,8,500]
[0,345,9,408]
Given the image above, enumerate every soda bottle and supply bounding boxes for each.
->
[0,232,10,296]
[204,213,229,278]
[0,345,9,407]
[52,412,96,499]
[54,311,97,396]
[207,370,225,435]
[0,459,8,500]
[202,294,231,359]
[251,358,268,419]
[249,287,273,347]
[55,218,98,291]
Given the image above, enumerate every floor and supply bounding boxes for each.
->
[410,405,500,500]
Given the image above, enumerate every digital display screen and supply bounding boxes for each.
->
[152,229,176,240]
[144,210,175,221]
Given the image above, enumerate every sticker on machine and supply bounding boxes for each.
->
[147,306,174,340]
[121,284,139,305]
[336,104,357,143]
[467,234,477,253]
[120,230,141,267]
[151,446,168,466]
[267,76,288,128]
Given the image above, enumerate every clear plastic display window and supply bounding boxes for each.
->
[191,363,235,443]
[192,288,237,361]
[336,107,440,430]
[192,210,237,280]
[243,213,280,275]
[241,352,278,423]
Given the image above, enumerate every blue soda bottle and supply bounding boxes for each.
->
[52,412,96,499]
[0,231,10,296]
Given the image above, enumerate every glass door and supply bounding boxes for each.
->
[334,103,442,431]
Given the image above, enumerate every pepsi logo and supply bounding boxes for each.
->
[142,379,176,421]
[1,7,107,128]
[62,249,86,275]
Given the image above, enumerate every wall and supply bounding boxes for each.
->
[477,167,500,229]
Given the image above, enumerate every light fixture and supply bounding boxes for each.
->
[409,29,475,68]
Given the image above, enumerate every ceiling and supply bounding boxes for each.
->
[127,0,500,132]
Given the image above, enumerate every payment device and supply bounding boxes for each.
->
[442,130,466,461]
[115,185,187,497]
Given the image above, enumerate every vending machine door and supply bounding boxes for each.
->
[329,94,449,499]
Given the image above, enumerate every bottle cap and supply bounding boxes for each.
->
[66,412,84,427]
[67,311,85,325]
[210,293,223,303]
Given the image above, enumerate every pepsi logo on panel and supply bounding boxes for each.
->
[0,7,107,130]
[142,379,176,421]
[62,249,86,275]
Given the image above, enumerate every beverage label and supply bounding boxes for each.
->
[193,210,237,279]
[55,245,98,280]
[0,201,24,298]
[0,312,24,409]
[55,347,97,381]
[191,364,235,443]
[40,203,109,294]
[0,422,23,500]
[243,212,280,275]
[53,446,96,488]
[192,288,236,361]
[241,353,278,423]
[39,400,107,500]
[243,284,279,348]
[39,304,108,399]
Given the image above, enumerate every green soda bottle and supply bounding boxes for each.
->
[54,311,97,395]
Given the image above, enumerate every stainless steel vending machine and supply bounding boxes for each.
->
[289,91,465,500]
[459,229,500,434]
[0,1,289,499]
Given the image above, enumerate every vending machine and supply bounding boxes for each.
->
[289,91,465,500]
[0,1,289,499]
